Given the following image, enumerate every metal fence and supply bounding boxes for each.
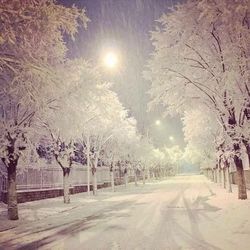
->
[0,161,143,202]
[0,161,119,194]
[0,166,7,200]
[16,165,113,190]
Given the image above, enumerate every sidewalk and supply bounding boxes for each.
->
[0,180,151,232]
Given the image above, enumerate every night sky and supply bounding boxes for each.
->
[59,0,185,149]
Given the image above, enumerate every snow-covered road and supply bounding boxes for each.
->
[1,175,250,250]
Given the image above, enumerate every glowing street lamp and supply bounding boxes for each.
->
[146,120,161,139]
[155,120,161,126]
[103,51,118,69]
[169,136,174,142]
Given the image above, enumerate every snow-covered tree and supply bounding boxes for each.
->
[216,142,233,193]
[183,145,204,167]
[117,120,139,187]
[182,107,220,174]
[146,0,250,199]
[71,73,138,195]
[117,132,141,186]
[0,1,88,219]
[43,89,85,204]
[136,138,155,184]
[163,146,183,175]
[149,148,166,179]
[101,115,138,191]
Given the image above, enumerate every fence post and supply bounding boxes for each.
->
[41,168,43,189]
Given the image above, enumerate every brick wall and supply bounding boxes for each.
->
[1,173,143,204]
[1,183,113,204]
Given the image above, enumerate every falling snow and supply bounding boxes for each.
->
[0,0,250,249]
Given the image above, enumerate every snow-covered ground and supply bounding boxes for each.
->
[0,175,250,250]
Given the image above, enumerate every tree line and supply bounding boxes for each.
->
[0,1,181,220]
[145,0,250,200]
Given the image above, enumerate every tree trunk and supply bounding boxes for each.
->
[216,168,220,184]
[152,171,155,180]
[147,169,151,181]
[63,168,70,204]
[110,170,115,192]
[124,173,128,187]
[168,169,171,177]
[222,168,226,189]
[226,166,232,193]
[95,172,97,192]
[243,141,250,169]
[7,161,18,220]
[142,169,145,185]
[163,168,165,178]
[134,169,138,186]
[214,169,217,183]
[92,150,99,195]
[87,158,90,195]
[211,169,215,182]
[118,165,122,183]
[161,168,164,179]
[86,136,90,195]
[156,169,159,179]
[218,168,222,185]
[92,170,97,195]
[234,155,247,199]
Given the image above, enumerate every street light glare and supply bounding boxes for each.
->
[169,136,174,141]
[155,120,161,126]
[104,52,118,69]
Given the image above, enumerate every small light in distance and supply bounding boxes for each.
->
[169,136,174,142]
[155,120,161,126]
